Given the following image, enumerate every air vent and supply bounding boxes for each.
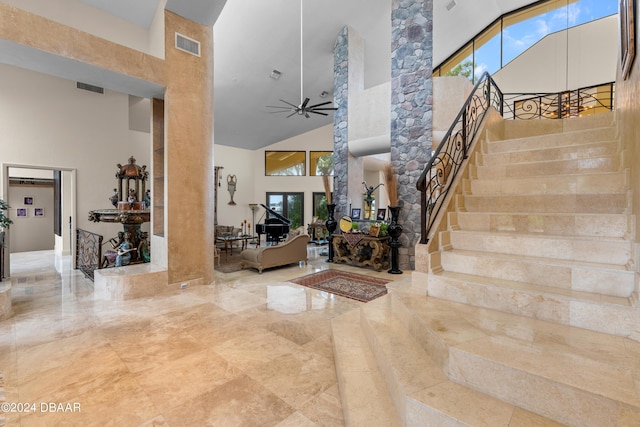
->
[175,32,201,57]
[76,82,104,94]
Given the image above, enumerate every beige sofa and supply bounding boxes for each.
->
[240,233,310,273]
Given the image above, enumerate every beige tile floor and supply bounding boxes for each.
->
[0,247,407,426]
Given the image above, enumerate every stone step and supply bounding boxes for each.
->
[464,170,627,196]
[444,229,633,266]
[460,192,629,214]
[450,211,633,239]
[479,140,619,166]
[438,249,635,297]
[331,309,402,427]
[426,270,635,336]
[357,297,561,426]
[391,289,640,427]
[472,155,621,179]
[486,126,617,154]
[501,111,614,140]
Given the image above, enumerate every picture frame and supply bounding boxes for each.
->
[350,208,361,220]
[620,0,636,80]
[34,208,44,217]
[17,208,27,217]
[24,196,34,205]
[376,208,386,221]
[369,224,380,237]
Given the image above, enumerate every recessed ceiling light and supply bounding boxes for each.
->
[320,90,329,98]
[269,69,282,80]
[446,0,456,11]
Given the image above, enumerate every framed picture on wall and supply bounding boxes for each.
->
[17,208,27,217]
[24,196,34,205]
[620,0,636,80]
[350,208,361,220]
[34,208,44,217]
[376,208,386,220]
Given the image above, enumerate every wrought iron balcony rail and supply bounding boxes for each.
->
[417,72,503,244]
[502,82,614,120]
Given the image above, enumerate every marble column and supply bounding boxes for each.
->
[391,0,433,269]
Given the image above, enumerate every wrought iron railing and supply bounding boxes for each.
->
[76,228,103,281]
[417,72,503,244]
[502,82,614,120]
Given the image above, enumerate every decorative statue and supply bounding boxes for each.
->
[127,188,137,208]
[144,190,151,209]
[363,181,384,201]
[115,232,135,267]
[109,189,119,207]
[227,174,237,205]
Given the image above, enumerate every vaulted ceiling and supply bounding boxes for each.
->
[2,0,542,150]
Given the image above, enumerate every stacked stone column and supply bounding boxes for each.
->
[390,0,433,269]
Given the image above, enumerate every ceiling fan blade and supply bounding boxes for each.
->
[266,105,293,109]
[301,98,310,109]
[309,110,328,116]
[310,107,337,111]
[286,111,298,118]
[279,99,299,108]
[308,101,333,108]
[304,111,310,118]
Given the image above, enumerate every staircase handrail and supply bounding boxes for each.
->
[417,72,503,244]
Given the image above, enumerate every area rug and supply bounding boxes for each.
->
[215,250,244,273]
[290,270,390,302]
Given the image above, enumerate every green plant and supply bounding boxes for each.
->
[351,222,359,231]
[0,199,12,230]
[379,222,388,237]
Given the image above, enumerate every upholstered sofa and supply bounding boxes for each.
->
[240,231,310,273]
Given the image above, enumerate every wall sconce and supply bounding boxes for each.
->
[227,174,237,205]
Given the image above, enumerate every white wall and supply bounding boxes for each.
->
[0,64,151,249]
[214,124,334,230]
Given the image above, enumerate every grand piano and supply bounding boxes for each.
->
[256,203,290,245]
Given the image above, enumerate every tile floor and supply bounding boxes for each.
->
[0,247,408,426]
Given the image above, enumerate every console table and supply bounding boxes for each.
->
[332,234,390,271]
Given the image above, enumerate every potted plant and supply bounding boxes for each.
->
[0,199,12,230]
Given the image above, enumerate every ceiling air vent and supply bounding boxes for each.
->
[76,82,104,94]
[175,32,201,57]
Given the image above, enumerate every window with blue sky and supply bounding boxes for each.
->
[440,0,618,81]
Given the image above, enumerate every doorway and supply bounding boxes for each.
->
[2,164,76,278]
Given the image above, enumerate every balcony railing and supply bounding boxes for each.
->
[502,82,614,120]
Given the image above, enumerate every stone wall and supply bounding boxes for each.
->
[390,0,433,269]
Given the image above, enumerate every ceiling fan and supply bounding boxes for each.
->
[267,0,337,119]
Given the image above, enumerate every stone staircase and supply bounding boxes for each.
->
[332,112,640,426]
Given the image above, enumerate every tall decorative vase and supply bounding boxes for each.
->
[387,205,403,274]
[325,203,337,262]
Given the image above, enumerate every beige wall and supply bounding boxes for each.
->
[615,11,640,267]
[8,184,54,253]
[0,64,151,241]
[0,3,214,286]
[0,0,165,57]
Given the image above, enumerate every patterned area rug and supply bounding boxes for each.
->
[290,270,390,302]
